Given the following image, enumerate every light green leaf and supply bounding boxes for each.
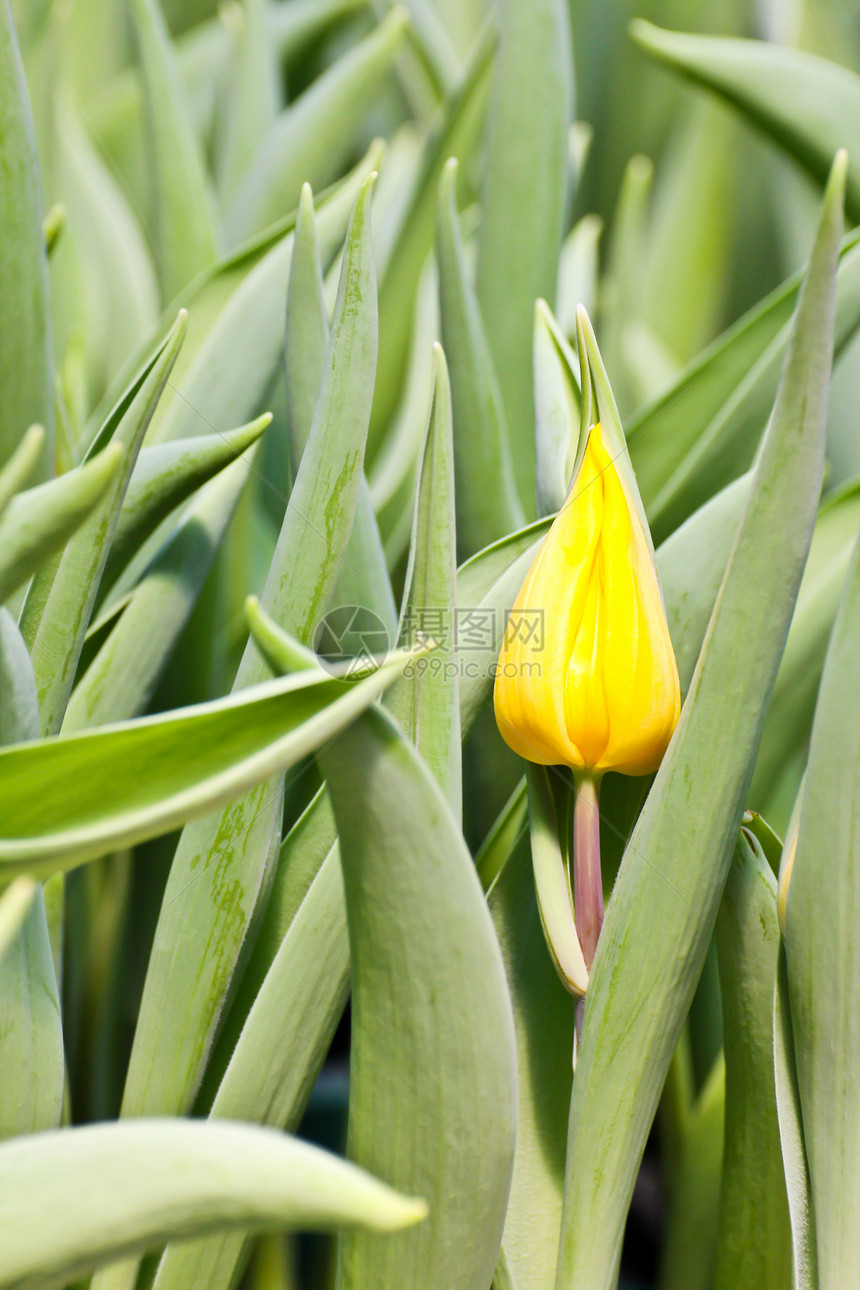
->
[783,520,860,1287]
[0,651,410,879]
[751,477,860,809]
[713,830,791,1290]
[0,0,52,478]
[532,300,581,517]
[130,0,217,301]
[631,20,860,223]
[370,34,493,453]
[224,9,407,246]
[0,611,62,1141]
[0,1118,425,1290]
[152,839,348,1290]
[0,443,122,607]
[117,178,378,1184]
[21,312,186,735]
[0,425,46,518]
[476,0,573,511]
[488,828,573,1290]
[140,142,382,450]
[556,213,601,339]
[554,152,844,1290]
[285,184,330,470]
[102,413,270,593]
[627,230,860,543]
[475,777,527,892]
[321,705,516,1290]
[387,344,461,817]
[598,153,653,418]
[658,1057,725,1290]
[214,0,281,202]
[774,948,818,1290]
[436,158,523,558]
[64,455,256,729]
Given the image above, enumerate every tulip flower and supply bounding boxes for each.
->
[493,419,680,778]
[495,321,680,981]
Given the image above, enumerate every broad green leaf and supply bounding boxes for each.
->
[223,10,407,246]
[387,344,461,817]
[0,651,410,879]
[64,455,256,729]
[0,611,62,1140]
[631,20,860,222]
[152,841,348,1290]
[101,413,271,592]
[658,1057,725,1290]
[214,0,281,202]
[0,445,122,606]
[713,830,791,1290]
[783,524,860,1287]
[0,1119,425,1290]
[436,158,523,559]
[751,477,860,810]
[321,706,516,1290]
[21,312,186,735]
[488,832,573,1290]
[130,0,217,301]
[370,33,493,453]
[476,0,573,511]
[117,179,378,1182]
[554,154,844,1290]
[0,0,53,477]
[774,948,818,1290]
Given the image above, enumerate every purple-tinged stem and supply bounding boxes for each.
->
[573,772,603,971]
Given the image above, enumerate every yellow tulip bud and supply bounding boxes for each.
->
[494,421,680,776]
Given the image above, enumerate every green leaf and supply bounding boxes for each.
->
[321,705,516,1290]
[532,300,581,518]
[713,829,791,1289]
[488,830,573,1290]
[117,178,378,1174]
[20,312,187,736]
[387,344,461,817]
[370,34,493,453]
[0,445,122,607]
[0,879,38,964]
[774,947,818,1290]
[631,20,860,223]
[152,839,348,1290]
[0,610,39,746]
[658,1057,725,1290]
[476,0,573,511]
[214,0,281,202]
[129,0,217,302]
[436,157,523,558]
[751,477,860,810]
[0,425,46,517]
[0,1119,425,1290]
[138,142,381,450]
[64,455,256,730]
[627,230,860,543]
[285,184,330,470]
[554,152,844,1290]
[101,413,271,593]
[0,649,412,875]
[783,517,860,1286]
[0,0,52,478]
[224,9,407,246]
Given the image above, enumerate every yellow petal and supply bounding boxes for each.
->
[494,422,680,775]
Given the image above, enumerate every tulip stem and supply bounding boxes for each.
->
[572,772,603,971]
